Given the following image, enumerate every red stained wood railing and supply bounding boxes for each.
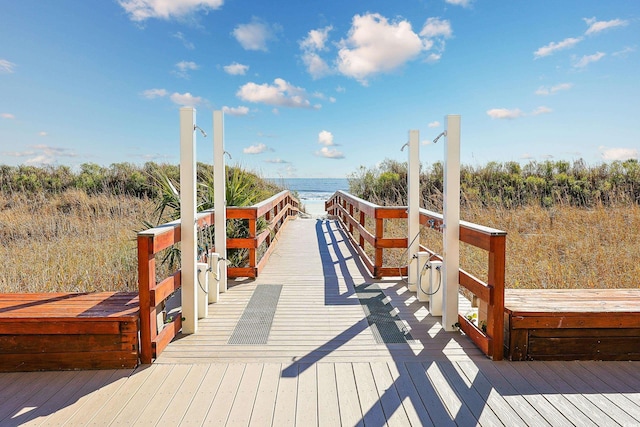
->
[326,190,506,360]
[137,190,299,363]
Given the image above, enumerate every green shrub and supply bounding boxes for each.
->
[348,158,640,208]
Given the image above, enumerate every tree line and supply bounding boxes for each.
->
[0,162,278,202]
[348,159,640,209]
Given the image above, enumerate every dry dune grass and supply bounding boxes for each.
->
[1,187,638,293]
[0,190,154,293]
[376,204,640,289]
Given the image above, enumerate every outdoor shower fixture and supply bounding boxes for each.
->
[406,130,420,293]
[404,116,461,331]
[179,108,227,335]
[180,107,199,334]
[442,115,461,331]
[194,124,207,138]
[416,252,443,315]
[213,110,228,295]
[432,130,447,144]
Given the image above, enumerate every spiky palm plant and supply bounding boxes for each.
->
[148,165,275,270]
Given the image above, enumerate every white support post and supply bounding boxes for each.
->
[180,107,198,334]
[407,130,420,292]
[213,110,228,293]
[442,115,461,331]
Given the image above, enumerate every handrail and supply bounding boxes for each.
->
[326,190,506,361]
[137,190,299,363]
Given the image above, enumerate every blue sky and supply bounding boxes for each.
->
[1,0,638,178]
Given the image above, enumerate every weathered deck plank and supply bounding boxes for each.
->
[316,363,341,427]
[249,363,281,427]
[178,363,227,425]
[334,362,364,427]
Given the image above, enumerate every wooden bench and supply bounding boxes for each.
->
[504,289,640,361]
[0,292,139,372]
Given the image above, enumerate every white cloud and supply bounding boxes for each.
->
[170,92,203,106]
[599,146,638,161]
[3,149,35,157]
[243,143,268,154]
[574,52,605,68]
[257,131,276,138]
[531,106,553,115]
[174,60,199,78]
[143,88,205,107]
[534,37,582,58]
[223,62,249,75]
[142,88,168,98]
[486,108,525,120]
[1,113,15,119]
[316,146,344,159]
[0,59,16,73]
[173,32,194,49]
[299,26,333,79]
[420,17,453,38]
[300,26,332,51]
[535,82,573,96]
[265,158,289,164]
[302,52,332,79]
[425,53,441,63]
[329,97,336,103]
[318,130,334,146]
[427,121,440,128]
[612,46,635,58]
[118,0,223,22]
[26,155,52,164]
[237,78,314,109]
[2,144,77,164]
[222,105,249,116]
[176,61,198,71]
[584,17,629,35]
[38,131,48,137]
[487,106,553,119]
[445,0,472,6]
[336,86,346,93]
[232,18,279,51]
[281,165,297,177]
[336,13,434,84]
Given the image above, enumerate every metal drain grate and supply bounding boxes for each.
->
[228,285,282,345]
[355,283,413,344]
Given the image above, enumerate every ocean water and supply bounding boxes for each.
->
[267,178,349,216]
[268,178,349,201]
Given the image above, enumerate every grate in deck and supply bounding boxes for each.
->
[354,283,414,344]
[228,284,282,345]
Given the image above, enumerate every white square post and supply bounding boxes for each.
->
[213,110,228,293]
[180,107,198,334]
[407,130,420,292]
[442,115,461,331]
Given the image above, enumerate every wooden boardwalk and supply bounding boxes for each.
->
[1,218,639,426]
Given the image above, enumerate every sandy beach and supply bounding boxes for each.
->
[300,199,327,218]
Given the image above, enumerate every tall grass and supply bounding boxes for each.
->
[0,163,283,293]
[350,159,640,289]
[0,190,154,292]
